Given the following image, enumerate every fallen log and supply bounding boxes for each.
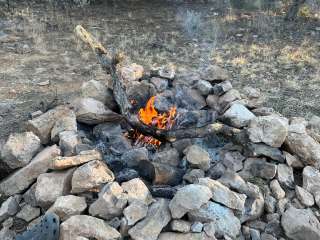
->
[74,25,243,143]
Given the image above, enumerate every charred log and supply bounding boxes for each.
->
[75,25,244,143]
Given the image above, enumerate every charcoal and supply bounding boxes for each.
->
[150,186,177,199]
[116,168,139,183]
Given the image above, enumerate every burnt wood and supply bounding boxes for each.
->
[75,25,243,143]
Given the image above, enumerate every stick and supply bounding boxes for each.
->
[75,25,130,115]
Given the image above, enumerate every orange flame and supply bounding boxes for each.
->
[136,96,176,146]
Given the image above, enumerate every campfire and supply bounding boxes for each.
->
[135,96,177,146]
[2,24,319,240]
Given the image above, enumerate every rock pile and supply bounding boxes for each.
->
[1,63,320,240]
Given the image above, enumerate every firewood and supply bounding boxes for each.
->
[74,25,244,143]
[51,149,102,170]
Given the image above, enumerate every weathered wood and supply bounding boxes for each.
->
[75,25,130,116]
[51,149,102,170]
[75,25,109,56]
[129,118,243,143]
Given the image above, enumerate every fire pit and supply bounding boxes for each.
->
[1,25,320,240]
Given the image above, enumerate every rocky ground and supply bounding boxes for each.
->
[1,56,320,240]
[0,0,319,139]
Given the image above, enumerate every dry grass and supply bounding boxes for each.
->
[278,41,318,66]
[231,56,248,67]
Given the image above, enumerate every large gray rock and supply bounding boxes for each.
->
[1,132,41,170]
[206,94,221,112]
[218,171,259,198]
[220,150,245,172]
[222,103,255,128]
[302,166,320,195]
[188,201,241,239]
[191,221,203,233]
[277,164,295,189]
[220,175,261,217]
[169,184,212,219]
[72,98,120,125]
[80,80,116,110]
[121,178,153,205]
[261,233,276,240]
[128,198,171,240]
[240,182,265,223]
[295,186,314,207]
[212,80,233,96]
[246,143,285,162]
[314,193,320,208]
[174,86,206,111]
[152,148,179,167]
[121,147,149,168]
[35,169,74,209]
[89,182,127,220]
[183,169,205,184]
[170,220,191,233]
[151,64,175,80]
[240,158,277,180]
[265,195,277,213]
[198,178,246,211]
[71,160,114,194]
[59,131,81,157]
[218,89,241,109]
[0,145,61,197]
[0,195,20,222]
[284,151,304,169]
[158,232,210,240]
[0,226,15,240]
[203,222,216,238]
[27,106,72,144]
[59,215,121,240]
[270,180,285,200]
[308,115,320,143]
[184,145,211,171]
[248,115,288,148]
[51,110,77,142]
[152,162,184,186]
[123,200,148,226]
[16,204,40,222]
[285,122,320,168]
[47,195,87,221]
[195,80,213,96]
[200,65,229,83]
[120,63,144,82]
[282,207,320,240]
[150,77,168,92]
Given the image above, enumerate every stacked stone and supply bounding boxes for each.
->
[1,63,320,240]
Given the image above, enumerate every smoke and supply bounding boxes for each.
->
[176,9,202,38]
[176,8,221,71]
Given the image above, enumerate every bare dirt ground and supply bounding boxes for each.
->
[0,0,319,139]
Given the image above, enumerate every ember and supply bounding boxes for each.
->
[135,96,176,146]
